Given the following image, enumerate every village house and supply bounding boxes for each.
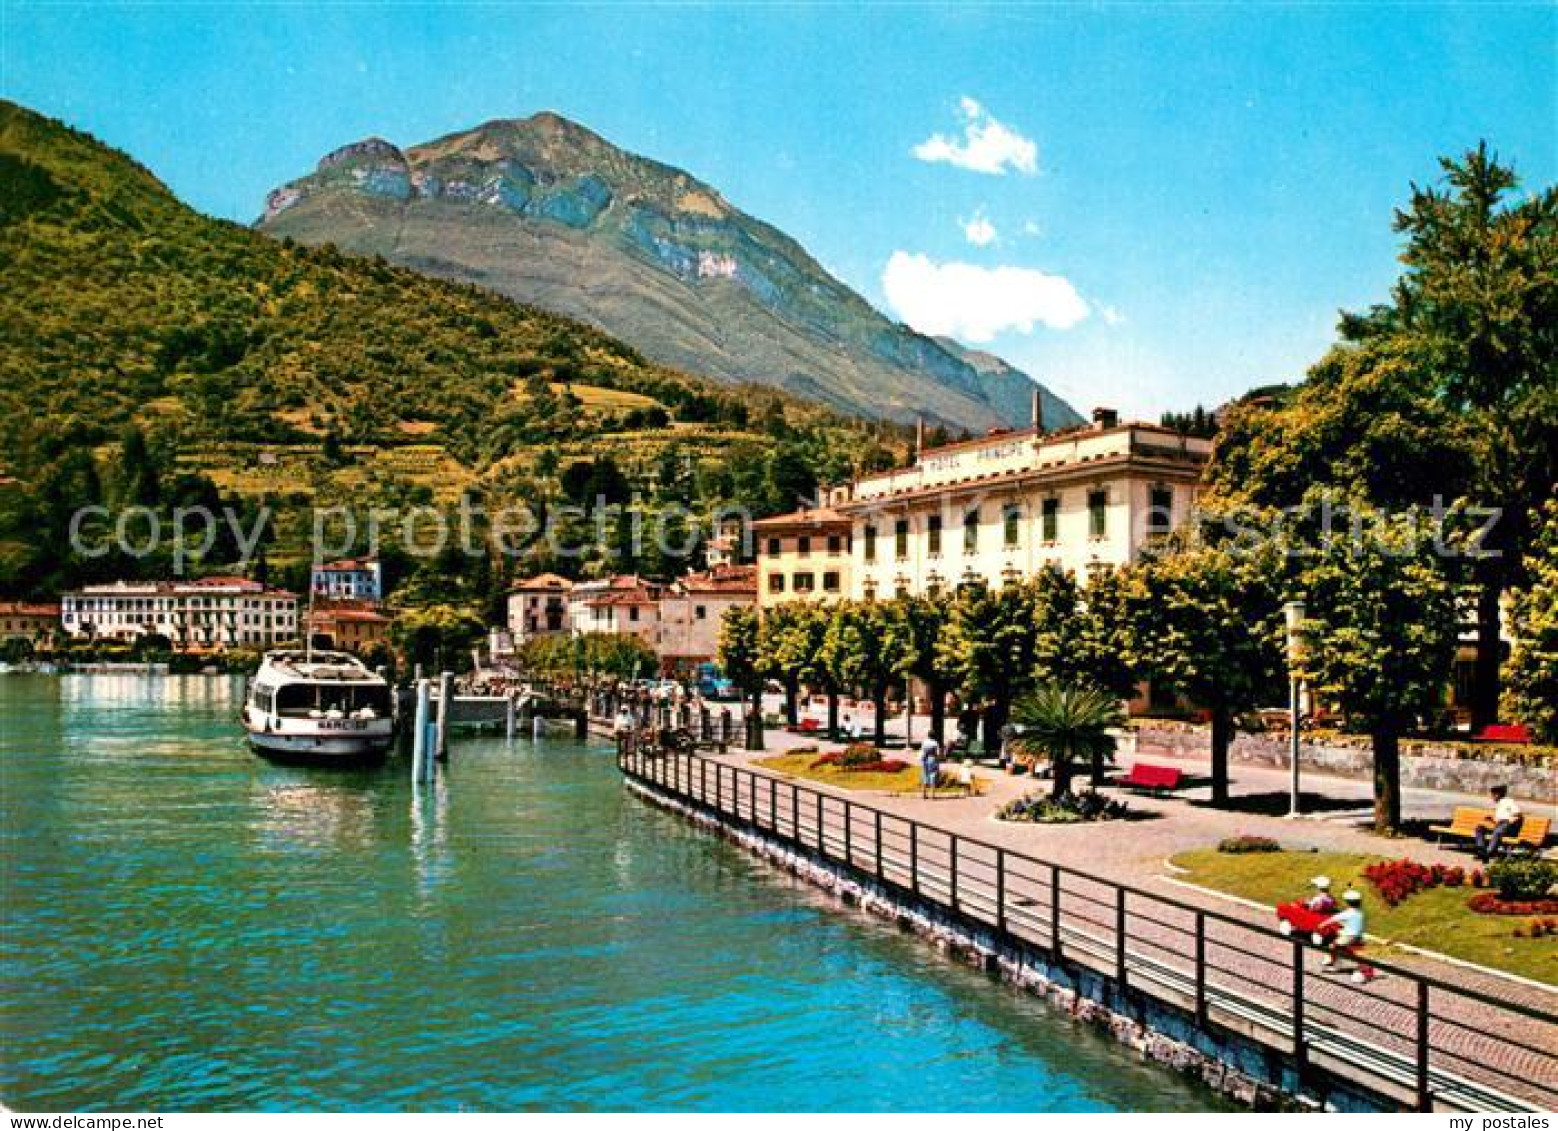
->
[507,573,573,645]
[310,558,383,604]
[656,564,757,676]
[305,601,392,655]
[0,602,61,650]
[567,575,663,649]
[751,506,853,612]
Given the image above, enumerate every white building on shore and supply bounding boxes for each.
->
[60,577,299,651]
[835,408,1212,598]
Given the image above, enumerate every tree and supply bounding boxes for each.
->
[1289,496,1465,832]
[1127,538,1286,803]
[1009,685,1125,798]
[718,607,766,750]
[1338,144,1558,728]
[1503,500,1558,743]
[390,604,486,673]
[938,579,1040,753]
[894,593,952,744]
[759,603,824,726]
[820,600,909,748]
[1031,566,1139,701]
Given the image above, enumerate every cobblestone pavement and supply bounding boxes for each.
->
[660,701,1556,1108]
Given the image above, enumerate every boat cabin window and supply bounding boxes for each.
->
[274,683,392,717]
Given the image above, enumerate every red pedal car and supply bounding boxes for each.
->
[1276,901,1341,945]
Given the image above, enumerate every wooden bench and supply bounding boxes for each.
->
[1475,724,1533,744]
[1118,762,1183,794]
[1430,807,1551,857]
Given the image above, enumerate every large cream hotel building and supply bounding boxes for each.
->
[817,410,1212,599]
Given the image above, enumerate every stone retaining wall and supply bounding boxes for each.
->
[1132,728,1553,801]
[626,775,1394,1113]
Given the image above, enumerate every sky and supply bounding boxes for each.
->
[4,2,1554,420]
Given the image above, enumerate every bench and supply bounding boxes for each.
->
[1117,762,1183,794]
[1429,807,1551,857]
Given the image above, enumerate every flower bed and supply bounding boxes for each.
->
[1466,892,1558,916]
[1217,835,1281,854]
[811,744,906,774]
[1361,859,1478,907]
[997,790,1129,824]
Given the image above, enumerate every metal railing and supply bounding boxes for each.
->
[618,745,1558,1113]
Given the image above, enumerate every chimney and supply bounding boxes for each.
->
[1031,386,1045,434]
[915,415,926,455]
[1092,406,1119,431]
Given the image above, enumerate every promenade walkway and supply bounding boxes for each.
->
[625,704,1556,1111]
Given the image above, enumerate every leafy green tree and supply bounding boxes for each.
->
[1127,539,1286,803]
[894,593,952,743]
[390,604,486,673]
[821,600,909,748]
[1503,499,1558,743]
[938,579,1040,752]
[1009,685,1125,798]
[1289,496,1465,831]
[1338,144,1557,728]
[718,606,766,750]
[1030,566,1139,717]
[759,603,825,726]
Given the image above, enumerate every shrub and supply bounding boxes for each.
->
[1217,835,1281,854]
[839,743,883,769]
[997,789,1129,824]
[809,751,907,774]
[1488,858,1558,902]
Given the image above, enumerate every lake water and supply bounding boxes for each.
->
[0,674,1226,1111]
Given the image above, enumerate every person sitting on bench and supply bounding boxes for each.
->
[1475,785,1523,862]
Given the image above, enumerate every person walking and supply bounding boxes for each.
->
[919,735,941,799]
[1475,784,1524,861]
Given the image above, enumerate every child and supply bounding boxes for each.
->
[1319,889,1375,983]
[1305,875,1337,914]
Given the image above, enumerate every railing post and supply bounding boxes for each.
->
[949,835,959,911]
[1194,911,1207,1025]
[1291,939,1306,1070]
[874,811,884,880]
[1050,867,1062,958]
[817,794,827,856]
[1115,888,1128,985]
[995,848,1006,932]
[1416,981,1431,1111]
[791,783,800,841]
[844,800,853,866]
[769,778,777,831]
[910,823,920,895]
[701,756,708,804]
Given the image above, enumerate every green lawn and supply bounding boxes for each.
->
[1170,849,1556,984]
[755,752,983,796]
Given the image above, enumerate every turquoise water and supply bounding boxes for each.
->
[0,674,1226,1112]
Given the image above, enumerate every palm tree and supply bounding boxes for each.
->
[1009,685,1125,798]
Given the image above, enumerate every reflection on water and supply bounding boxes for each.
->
[0,673,1227,1113]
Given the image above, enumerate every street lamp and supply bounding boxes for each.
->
[1283,600,1307,819]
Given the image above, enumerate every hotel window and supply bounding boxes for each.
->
[1041,497,1059,543]
[827,535,842,555]
[822,571,841,593]
[927,514,942,555]
[798,536,811,557]
[1148,485,1174,538]
[963,509,980,553]
[794,572,815,593]
[894,518,909,560]
[695,605,707,620]
[768,574,786,594]
[1088,490,1109,539]
[1003,505,1021,548]
[763,537,778,556]
[864,524,877,562]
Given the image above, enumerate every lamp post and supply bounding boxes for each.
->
[1283,600,1306,819]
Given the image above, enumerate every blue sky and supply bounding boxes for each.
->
[4,3,1554,419]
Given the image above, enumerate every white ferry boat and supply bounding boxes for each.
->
[243,650,395,763]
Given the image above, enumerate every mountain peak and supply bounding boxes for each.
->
[259,113,1083,432]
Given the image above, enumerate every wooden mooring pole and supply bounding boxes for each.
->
[434,671,453,763]
[411,678,432,782]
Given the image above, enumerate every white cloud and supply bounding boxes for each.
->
[913,97,1037,176]
[961,209,998,247]
[1100,305,1126,326]
[881,251,1089,343]
[1022,219,1043,238]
